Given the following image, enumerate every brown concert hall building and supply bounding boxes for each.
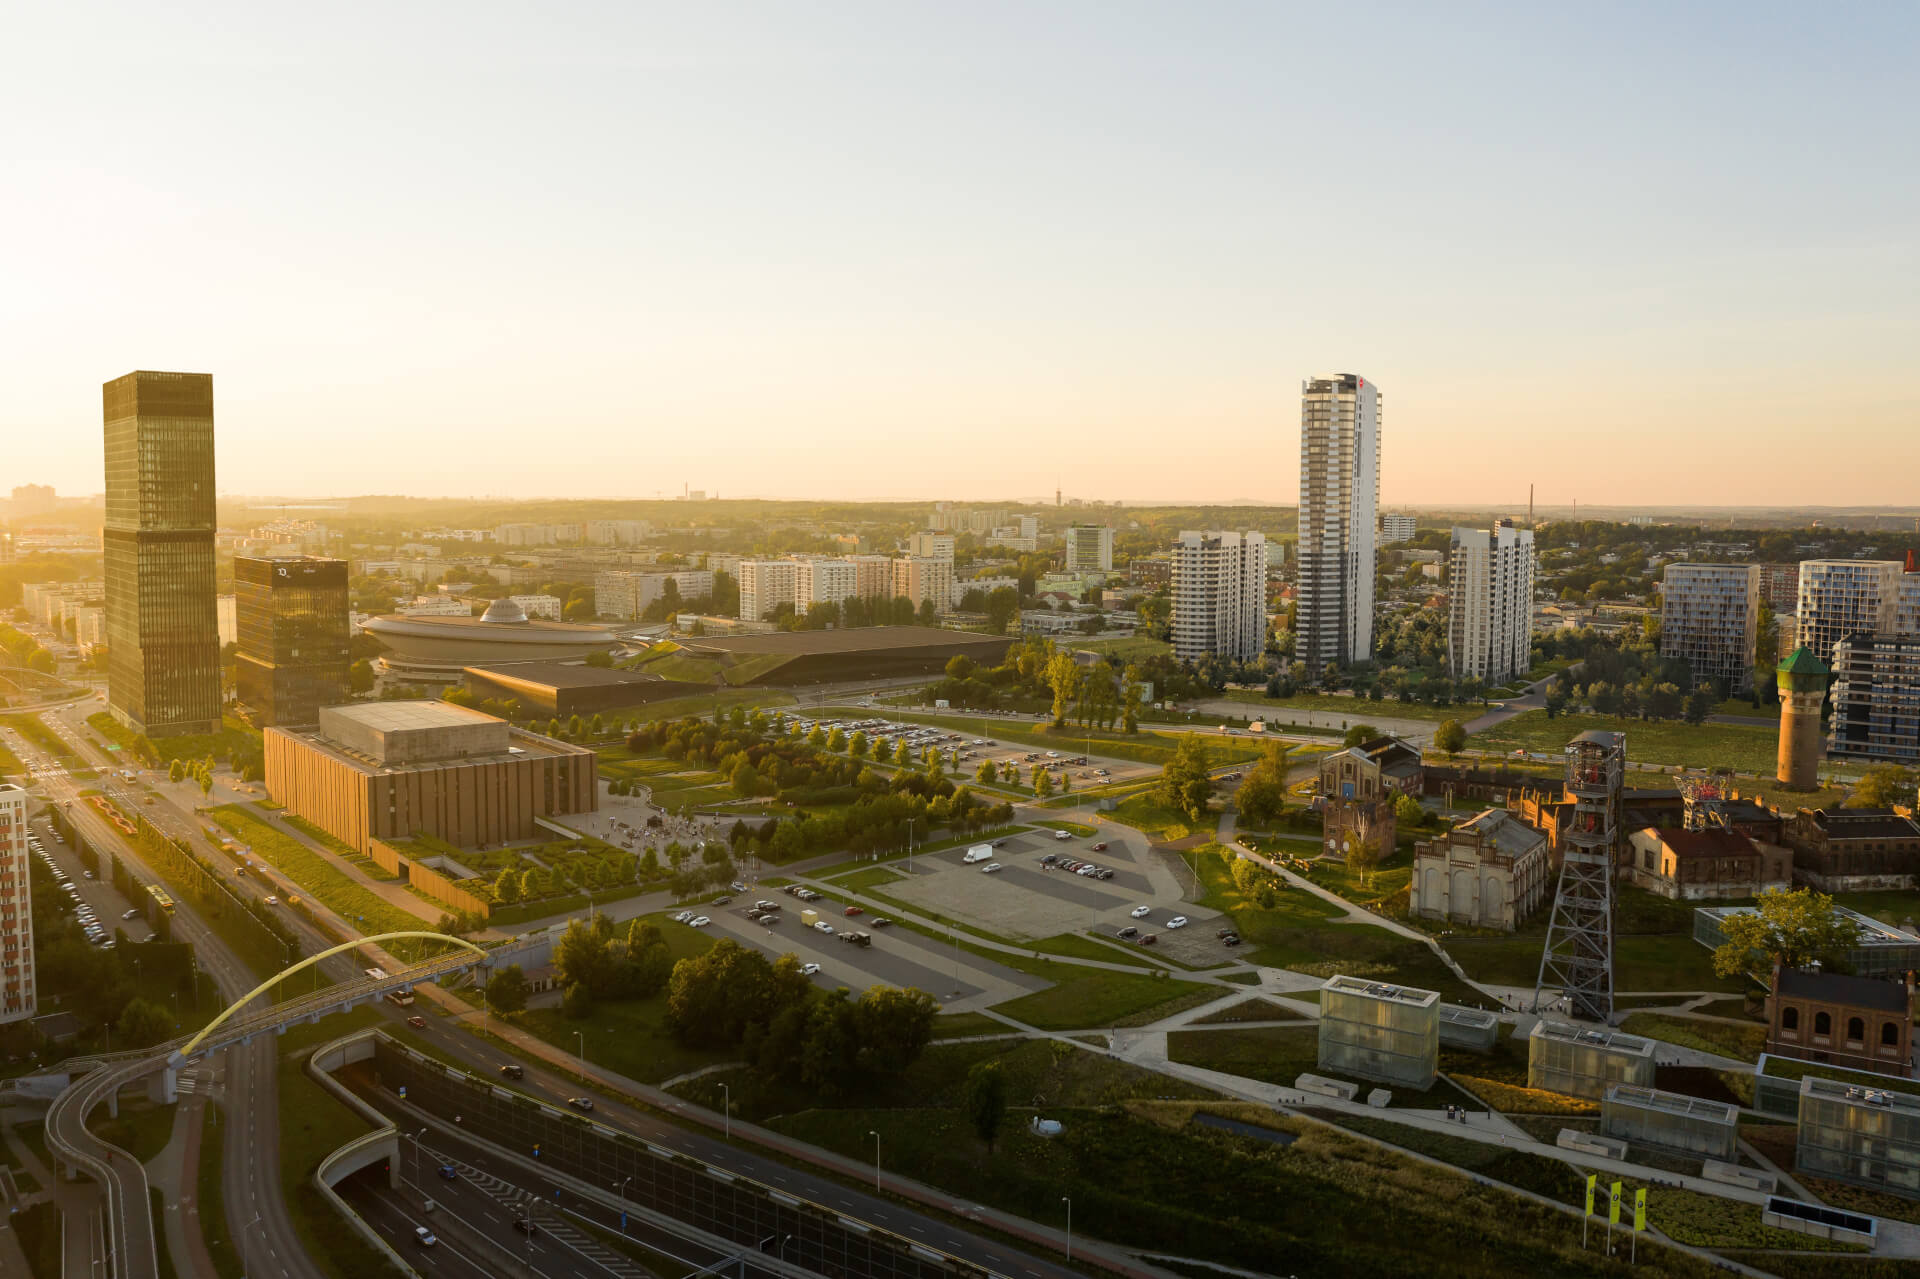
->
[265,701,596,853]
[103,370,221,737]
[235,554,351,727]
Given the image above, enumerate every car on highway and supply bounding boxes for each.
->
[407,1015,427,1029]
[981,862,1002,874]
[264,895,279,905]
[1130,905,1151,919]
[498,1064,524,1079]
[800,962,821,976]
[513,1217,539,1236]
[567,1097,595,1112]
[1167,916,1188,929]
[437,1164,458,1180]
[813,921,834,935]
[414,1226,438,1247]
[122,908,140,920]
[870,917,892,928]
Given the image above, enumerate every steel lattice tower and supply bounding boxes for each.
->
[1534,731,1625,1023]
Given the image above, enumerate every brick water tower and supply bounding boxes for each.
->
[1776,645,1829,790]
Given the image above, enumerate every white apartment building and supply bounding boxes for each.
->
[703,552,744,579]
[952,575,1020,608]
[494,523,555,547]
[1064,525,1115,573]
[1,784,35,1025]
[1659,563,1760,692]
[738,560,799,622]
[1797,561,1905,664]
[907,532,955,561]
[795,558,858,611]
[585,519,651,546]
[891,557,954,616]
[1170,530,1266,662]
[1296,374,1380,671]
[851,555,896,600]
[595,569,715,619]
[1448,522,1536,684]
[507,594,564,621]
[398,595,474,617]
[1380,514,1418,544]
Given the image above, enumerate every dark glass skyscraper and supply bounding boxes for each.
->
[234,555,350,727]
[103,371,221,738]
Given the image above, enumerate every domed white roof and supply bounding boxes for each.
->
[480,597,529,624]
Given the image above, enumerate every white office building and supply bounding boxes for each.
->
[1297,374,1380,671]
[737,561,799,622]
[794,558,859,612]
[1660,563,1761,692]
[1170,530,1266,662]
[1798,561,1905,664]
[0,784,34,1025]
[1381,514,1418,544]
[1448,522,1536,684]
[1065,525,1115,573]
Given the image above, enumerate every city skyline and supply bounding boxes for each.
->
[5,5,1918,507]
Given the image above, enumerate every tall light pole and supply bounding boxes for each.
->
[867,1129,881,1190]
[409,1127,426,1187]
[616,1175,632,1232]
[573,1030,586,1081]
[720,1082,731,1139]
[1062,1196,1072,1261]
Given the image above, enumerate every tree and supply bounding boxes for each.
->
[1433,719,1467,758]
[1684,683,1717,725]
[116,997,173,1049]
[962,1060,1008,1153]
[562,981,595,1019]
[1233,741,1291,827]
[827,727,847,752]
[945,655,977,681]
[1045,652,1082,728]
[1341,724,1380,749]
[976,759,997,785]
[1847,765,1918,811]
[167,759,184,783]
[349,658,375,694]
[1711,887,1862,980]
[493,867,521,904]
[1033,767,1054,798]
[1543,685,1570,719]
[1157,734,1214,823]
[893,738,912,766]
[852,985,938,1075]
[486,964,530,1014]
[730,759,761,798]
[985,587,1019,636]
[553,915,616,996]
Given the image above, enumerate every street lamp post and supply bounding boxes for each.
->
[573,1030,586,1081]
[241,1213,262,1278]
[409,1126,426,1188]
[1062,1196,1072,1261]
[720,1082,731,1139]
[867,1129,881,1190]
[617,1175,632,1231]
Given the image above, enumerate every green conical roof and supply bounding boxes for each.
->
[1778,645,1828,691]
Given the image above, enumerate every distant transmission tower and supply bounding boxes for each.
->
[1534,731,1625,1023]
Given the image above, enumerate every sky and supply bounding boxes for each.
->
[3,2,1917,508]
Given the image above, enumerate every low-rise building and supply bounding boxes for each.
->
[1602,1085,1740,1159]
[1527,1021,1657,1100]
[1127,557,1171,589]
[1317,975,1440,1090]
[1624,827,1793,900]
[1765,965,1913,1079]
[1696,905,1920,980]
[1317,737,1422,866]
[1408,808,1551,930]
[1783,808,1920,892]
[1796,1075,1920,1198]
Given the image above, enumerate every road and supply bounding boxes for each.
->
[18,703,353,1279]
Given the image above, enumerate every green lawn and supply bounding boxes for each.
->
[92,1096,179,1165]
[1105,793,1205,842]
[1471,710,1780,774]
[1030,931,1157,968]
[1067,635,1174,661]
[1168,1025,1475,1107]
[280,814,399,880]
[1221,689,1470,724]
[827,865,907,892]
[206,805,436,942]
[992,969,1218,1030]
[1190,997,1305,1025]
[1619,1013,1766,1062]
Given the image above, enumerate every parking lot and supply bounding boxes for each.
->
[789,713,1156,790]
[28,813,158,947]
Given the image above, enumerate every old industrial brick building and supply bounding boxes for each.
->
[1317,737,1422,865]
[1785,808,1920,892]
[1624,827,1793,900]
[1408,808,1551,930]
[265,701,596,853]
[1765,965,1913,1079]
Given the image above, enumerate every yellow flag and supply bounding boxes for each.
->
[1634,1187,1648,1232]
[1609,1181,1623,1225]
[1584,1174,1596,1216]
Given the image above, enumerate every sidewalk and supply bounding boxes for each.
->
[150,1093,219,1279]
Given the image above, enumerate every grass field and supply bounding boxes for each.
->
[280,813,399,880]
[1471,709,1781,774]
[992,968,1217,1030]
[1190,997,1304,1024]
[827,865,907,893]
[1221,689,1470,724]
[1105,793,1206,841]
[207,805,435,939]
[1167,1025,1475,1107]
[1066,635,1174,661]
[1619,1012,1767,1062]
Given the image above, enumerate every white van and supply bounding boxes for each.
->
[962,844,994,864]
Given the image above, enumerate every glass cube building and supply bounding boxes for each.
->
[1602,1084,1739,1159]
[1317,974,1439,1089]
[1695,905,1920,979]
[103,370,221,737]
[1527,1020,1657,1100]
[1797,1076,1920,1197]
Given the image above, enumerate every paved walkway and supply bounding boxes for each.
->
[150,1092,219,1279]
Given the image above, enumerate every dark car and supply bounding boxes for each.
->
[406,1015,427,1029]
[568,1097,595,1112]
[437,1164,458,1180]
[1140,934,1158,946]
[1117,926,1139,939]
[713,895,733,905]
[1091,842,1108,852]
[1223,935,1242,947]
[870,917,893,928]
[1216,928,1235,939]
[498,1064,525,1080]
[1040,854,1058,865]
[513,1217,540,1236]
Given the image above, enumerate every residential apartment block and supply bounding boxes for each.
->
[1380,514,1418,544]
[0,784,33,1025]
[1296,374,1379,670]
[737,560,799,622]
[1064,525,1115,573]
[1660,563,1761,692]
[593,569,714,620]
[584,519,651,546]
[1758,563,1801,615]
[794,558,859,612]
[1798,560,1904,664]
[1447,521,1535,684]
[891,557,954,616]
[850,555,896,601]
[1831,633,1920,765]
[907,532,955,561]
[1170,530,1266,662]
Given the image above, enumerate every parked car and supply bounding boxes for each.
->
[122,908,140,920]
[1130,905,1151,919]
[1040,854,1058,865]
[1140,934,1158,946]
[755,900,779,912]
[1215,927,1236,939]
[567,1097,595,1112]
[673,910,694,923]
[1053,828,1071,840]
[1223,935,1242,947]
[1167,916,1189,929]
[801,962,822,976]
[689,916,711,928]
[843,905,863,917]
[1117,926,1139,939]
[1091,842,1108,852]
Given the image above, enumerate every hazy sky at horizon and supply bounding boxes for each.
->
[4,3,1916,508]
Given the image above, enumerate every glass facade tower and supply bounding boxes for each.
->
[103,371,221,737]
[235,555,351,727]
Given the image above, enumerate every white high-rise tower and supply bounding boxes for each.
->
[1296,374,1380,673]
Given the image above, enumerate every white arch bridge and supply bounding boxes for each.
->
[44,932,510,1279]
